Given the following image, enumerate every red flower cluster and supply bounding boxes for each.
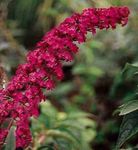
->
[0,7,129,148]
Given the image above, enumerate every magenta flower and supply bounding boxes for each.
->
[0,6,130,148]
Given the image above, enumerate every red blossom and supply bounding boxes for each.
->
[0,6,130,148]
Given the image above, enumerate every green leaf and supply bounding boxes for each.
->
[119,100,138,115]
[67,112,90,120]
[72,64,103,77]
[122,63,138,78]
[5,126,16,150]
[110,0,122,5]
[117,111,138,148]
[46,129,79,146]
[50,82,74,97]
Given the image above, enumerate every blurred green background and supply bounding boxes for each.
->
[0,0,138,150]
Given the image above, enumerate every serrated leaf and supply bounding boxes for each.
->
[119,100,138,115]
[5,126,16,150]
[117,111,138,148]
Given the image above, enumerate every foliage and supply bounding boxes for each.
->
[31,101,96,150]
[116,63,138,148]
[119,100,138,115]
[4,126,16,150]
[117,110,138,149]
